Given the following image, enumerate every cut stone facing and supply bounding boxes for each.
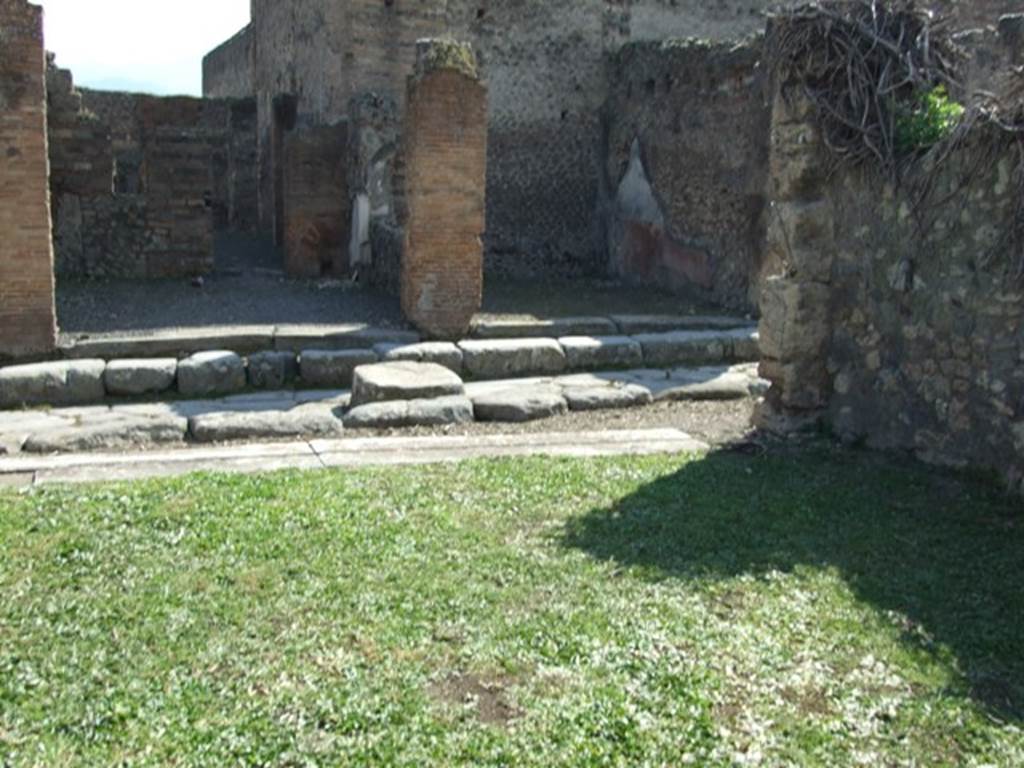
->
[558,336,643,370]
[459,339,567,379]
[634,330,732,367]
[351,361,465,407]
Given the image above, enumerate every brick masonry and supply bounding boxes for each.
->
[400,42,487,340]
[0,0,56,359]
[282,123,350,278]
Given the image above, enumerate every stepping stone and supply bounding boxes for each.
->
[374,341,464,373]
[344,396,474,429]
[300,349,378,388]
[634,331,731,368]
[248,351,299,389]
[351,362,464,407]
[23,412,188,453]
[562,383,653,412]
[189,405,343,443]
[459,339,567,379]
[177,351,247,398]
[469,316,617,339]
[103,359,177,397]
[612,314,752,335]
[0,360,106,408]
[558,336,643,370]
[471,387,568,423]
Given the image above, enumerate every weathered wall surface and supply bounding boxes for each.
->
[47,64,258,278]
[400,44,488,339]
[202,24,253,99]
[759,82,1024,492]
[0,0,56,359]
[605,39,770,312]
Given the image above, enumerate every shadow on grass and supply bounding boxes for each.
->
[562,445,1024,721]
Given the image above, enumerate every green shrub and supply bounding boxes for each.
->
[895,85,965,154]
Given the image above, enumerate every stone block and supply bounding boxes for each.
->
[563,384,653,412]
[611,315,751,334]
[189,405,343,443]
[0,360,106,408]
[103,359,177,397]
[634,331,731,368]
[248,351,298,389]
[299,349,379,388]
[722,328,761,361]
[471,387,568,423]
[469,316,617,339]
[176,352,246,397]
[758,277,831,361]
[459,339,568,379]
[23,412,188,453]
[350,362,464,407]
[559,336,643,370]
[373,342,464,372]
[344,396,474,429]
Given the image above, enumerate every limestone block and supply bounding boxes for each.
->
[0,360,106,408]
[299,349,379,388]
[758,277,832,362]
[562,384,652,412]
[351,362,464,407]
[559,336,644,370]
[23,412,188,453]
[634,331,731,368]
[459,339,568,379]
[343,396,474,429]
[103,359,177,397]
[176,352,247,397]
[248,351,299,389]
[373,342,464,373]
[189,405,343,443]
[471,387,568,423]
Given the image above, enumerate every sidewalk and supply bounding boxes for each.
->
[0,429,709,487]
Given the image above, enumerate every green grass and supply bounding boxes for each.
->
[1,447,1022,766]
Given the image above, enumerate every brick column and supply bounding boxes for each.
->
[0,0,57,359]
[400,40,487,339]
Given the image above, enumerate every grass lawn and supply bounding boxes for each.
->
[1,446,1022,766]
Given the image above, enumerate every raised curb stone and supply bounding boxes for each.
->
[248,351,299,389]
[189,405,344,443]
[351,361,464,407]
[470,316,617,339]
[612,315,752,335]
[177,351,247,398]
[344,396,474,429]
[634,331,731,368]
[103,359,177,397]
[0,360,106,408]
[558,336,643,370]
[471,387,568,423]
[459,339,567,379]
[374,342,464,372]
[300,349,378,388]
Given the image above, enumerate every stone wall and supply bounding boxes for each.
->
[202,24,253,99]
[0,0,56,359]
[399,42,488,339]
[604,39,771,312]
[46,63,258,278]
[759,82,1024,492]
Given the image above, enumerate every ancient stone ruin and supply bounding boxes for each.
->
[0,0,1022,492]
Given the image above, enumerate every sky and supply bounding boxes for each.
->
[42,0,251,96]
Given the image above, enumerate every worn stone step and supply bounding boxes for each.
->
[351,361,465,407]
[373,341,464,372]
[299,349,379,388]
[611,314,753,335]
[458,338,568,379]
[344,395,474,429]
[558,336,643,370]
[0,359,107,408]
[469,316,618,339]
[189,404,344,443]
[634,329,759,367]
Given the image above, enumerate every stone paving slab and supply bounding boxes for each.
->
[469,316,618,339]
[61,327,276,359]
[471,387,569,423]
[189,404,344,443]
[23,412,188,454]
[274,325,419,353]
[373,342,464,372]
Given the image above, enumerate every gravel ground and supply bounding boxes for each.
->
[344,399,758,447]
[56,232,745,340]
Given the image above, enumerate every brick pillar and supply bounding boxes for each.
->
[400,40,487,339]
[0,0,57,359]
[283,123,350,278]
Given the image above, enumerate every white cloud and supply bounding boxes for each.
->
[41,0,250,96]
